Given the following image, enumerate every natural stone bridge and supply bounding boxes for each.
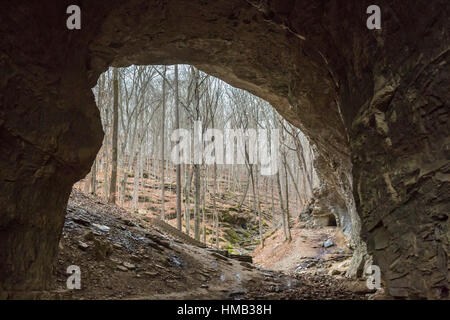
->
[0,0,448,299]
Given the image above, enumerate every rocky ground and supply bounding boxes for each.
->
[47,189,384,300]
[253,220,353,277]
[77,173,274,255]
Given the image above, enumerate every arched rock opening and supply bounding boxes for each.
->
[0,0,448,299]
[326,214,337,227]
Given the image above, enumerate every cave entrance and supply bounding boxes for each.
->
[75,63,333,261]
[1,0,446,300]
[327,214,337,227]
[1,0,361,297]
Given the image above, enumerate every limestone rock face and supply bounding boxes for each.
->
[0,0,448,298]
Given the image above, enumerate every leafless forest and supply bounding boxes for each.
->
[75,65,321,252]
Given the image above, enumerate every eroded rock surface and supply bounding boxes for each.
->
[0,0,448,298]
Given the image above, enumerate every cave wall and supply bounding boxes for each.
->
[0,0,104,298]
[252,0,449,298]
[0,0,448,298]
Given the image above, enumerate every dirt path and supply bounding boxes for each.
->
[253,220,353,276]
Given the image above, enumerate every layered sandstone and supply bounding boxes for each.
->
[0,0,448,298]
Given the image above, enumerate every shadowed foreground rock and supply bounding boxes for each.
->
[0,0,448,299]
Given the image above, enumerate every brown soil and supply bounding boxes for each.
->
[252,221,352,274]
[77,171,276,254]
[48,189,376,300]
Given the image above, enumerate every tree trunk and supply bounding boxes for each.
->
[91,158,97,195]
[160,66,166,220]
[276,170,287,241]
[103,145,109,199]
[184,166,193,235]
[194,164,201,240]
[238,170,250,208]
[283,153,292,242]
[132,150,140,211]
[202,166,207,244]
[213,162,219,249]
[84,171,91,193]
[108,68,119,204]
[250,164,263,247]
[174,65,182,230]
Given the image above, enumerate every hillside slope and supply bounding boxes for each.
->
[46,189,376,299]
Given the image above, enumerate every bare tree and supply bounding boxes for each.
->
[108,67,119,204]
[160,66,167,220]
[76,63,323,257]
[174,64,182,230]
